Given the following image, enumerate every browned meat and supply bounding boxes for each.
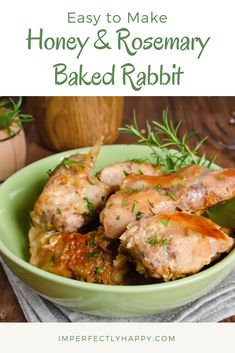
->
[31,144,111,233]
[101,166,235,239]
[29,226,130,285]
[97,161,161,191]
[120,212,234,281]
[100,165,208,238]
[178,169,235,212]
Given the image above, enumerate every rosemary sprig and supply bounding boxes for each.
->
[0,97,33,136]
[120,109,216,172]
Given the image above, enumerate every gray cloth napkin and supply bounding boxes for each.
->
[1,258,235,322]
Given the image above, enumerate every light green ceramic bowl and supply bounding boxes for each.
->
[0,145,235,317]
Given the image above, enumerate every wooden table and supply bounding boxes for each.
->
[0,96,235,322]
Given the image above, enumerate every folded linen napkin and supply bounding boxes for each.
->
[1,258,235,322]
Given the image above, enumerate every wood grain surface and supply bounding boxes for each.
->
[29,96,124,151]
[0,96,235,322]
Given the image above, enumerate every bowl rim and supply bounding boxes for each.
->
[0,144,235,294]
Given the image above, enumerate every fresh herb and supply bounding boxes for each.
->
[132,201,138,213]
[160,238,172,247]
[95,266,103,275]
[129,158,150,164]
[147,237,158,245]
[84,197,95,215]
[47,169,52,176]
[120,109,216,172]
[88,177,95,185]
[63,158,74,169]
[56,208,62,215]
[138,169,144,175]
[89,238,97,248]
[122,198,129,207]
[120,187,133,195]
[154,184,165,195]
[123,171,130,176]
[87,252,97,259]
[167,191,176,200]
[0,97,33,136]
[136,211,144,220]
[161,219,169,227]
[147,236,172,247]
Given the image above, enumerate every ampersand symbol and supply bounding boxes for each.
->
[94,29,112,49]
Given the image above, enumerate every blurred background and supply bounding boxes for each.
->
[23,96,235,167]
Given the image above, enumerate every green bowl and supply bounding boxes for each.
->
[0,145,235,317]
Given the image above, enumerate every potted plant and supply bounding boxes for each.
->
[0,97,33,181]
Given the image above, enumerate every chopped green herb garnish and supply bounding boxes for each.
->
[167,191,176,200]
[87,252,97,259]
[47,169,52,176]
[119,109,216,172]
[123,171,130,177]
[147,237,158,245]
[147,199,155,210]
[120,187,133,195]
[95,266,103,275]
[122,198,129,207]
[56,208,62,215]
[63,158,74,168]
[132,201,138,213]
[136,211,144,220]
[138,169,144,175]
[154,185,165,195]
[129,158,150,164]
[84,197,95,215]
[89,239,97,248]
[161,220,169,227]
[160,238,172,247]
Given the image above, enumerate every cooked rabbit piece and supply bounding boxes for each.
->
[31,144,111,233]
[29,226,130,285]
[120,212,234,281]
[98,161,161,191]
[100,165,207,238]
[101,166,235,239]
[178,168,235,212]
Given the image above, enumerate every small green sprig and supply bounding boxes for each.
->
[120,109,216,172]
[0,97,33,136]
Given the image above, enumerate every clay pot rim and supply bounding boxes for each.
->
[0,127,22,142]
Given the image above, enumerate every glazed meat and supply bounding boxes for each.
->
[101,166,235,239]
[31,144,111,233]
[120,212,234,281]
[29,226,130,284]
[100,165,208,238]
[98,161,161,191]
[178,168,235,212]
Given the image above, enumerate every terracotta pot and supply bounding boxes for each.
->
[29,96,124,151]
[0,124,26,181]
